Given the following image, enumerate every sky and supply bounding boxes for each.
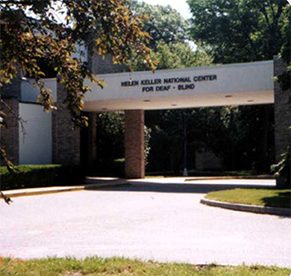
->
[138,0,192,19]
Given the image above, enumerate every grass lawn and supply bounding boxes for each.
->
[0,257,291,276]
[206,188,291,209]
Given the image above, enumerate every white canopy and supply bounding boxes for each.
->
[84,60,274,111]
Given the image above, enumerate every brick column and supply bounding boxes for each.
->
[87,112,97,165]
[274,57,291,186]
[125,110,145,179]
[274,57,291,161]
[52,83,80,165]
[0,98,19,164]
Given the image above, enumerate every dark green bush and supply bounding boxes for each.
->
[0,165,85,190]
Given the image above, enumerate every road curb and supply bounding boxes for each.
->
[200,198,291,217]
[0,181,128,199]
[185,176,274,181]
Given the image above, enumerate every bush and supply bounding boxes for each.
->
[0,165,85,190]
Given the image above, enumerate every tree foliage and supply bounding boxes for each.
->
[146,104,274,173]
[277,4,291,90]
[130,41,212,71]
[128,1,212,71]
[0,0,155,126]
[187,0,289,63]
[274,4,291,187]
[130,0,189,49]
[0,0,157,201]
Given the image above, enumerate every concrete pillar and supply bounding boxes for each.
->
[52,82,80,165]
[125,110,145,178]
[274,57,291,186]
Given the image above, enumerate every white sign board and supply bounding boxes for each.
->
[84,60,274,111]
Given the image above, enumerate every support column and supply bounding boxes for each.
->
[87,112,97,166]
[52,83,80,165]
[0,98,19,164]
[1,78,21,165]
[125,110,145,179]
[274,57,291,186]
[274,57,291,161]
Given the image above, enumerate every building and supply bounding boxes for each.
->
[1,54,290,182]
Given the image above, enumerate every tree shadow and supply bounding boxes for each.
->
[85,178,274,195]
[262,191,291,209]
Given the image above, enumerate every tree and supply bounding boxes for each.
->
[0,0,156,202]
[130,41,212,71]
[278,3,291,91]
[0,0,155,127]
[128,1,213,71]
[187,0,289,63]
[130,1,189,49]
[128,1,213,70]
[185,0,290,175]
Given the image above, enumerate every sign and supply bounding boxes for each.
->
[121,74,217,93]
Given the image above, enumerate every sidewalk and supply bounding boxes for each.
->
[0,177,127,199]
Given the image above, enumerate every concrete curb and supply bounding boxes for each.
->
[185,176,274,181]
[200,198,291,217]
[0,180,127,199]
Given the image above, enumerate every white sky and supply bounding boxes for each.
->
[138,0,192,19]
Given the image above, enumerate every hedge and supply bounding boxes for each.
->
[0,165,85,191]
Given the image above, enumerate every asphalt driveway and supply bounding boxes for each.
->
[1,178,290,267]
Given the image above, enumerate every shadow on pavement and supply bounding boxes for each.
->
[85,179,274,194]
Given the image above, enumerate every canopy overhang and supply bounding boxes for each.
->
[84,60,274,111]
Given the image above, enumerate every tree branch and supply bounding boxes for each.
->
[0,1,34,4]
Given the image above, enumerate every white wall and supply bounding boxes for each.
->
[72,43,88,62]
[21,78,57,103]
[19,103,52,164]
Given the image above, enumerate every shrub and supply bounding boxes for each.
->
[0,165,85,190]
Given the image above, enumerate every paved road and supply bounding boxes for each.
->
[1,178,291,267]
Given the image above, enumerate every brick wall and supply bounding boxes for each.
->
[52,83,80,165]
[88,52,127,74]
[0,98,19,164]
[125,110,145,178]
[274,57,291,162]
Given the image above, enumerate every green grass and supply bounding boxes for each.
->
[206,188,291,209]
[0,257,290,276]
[145,170,270,177]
